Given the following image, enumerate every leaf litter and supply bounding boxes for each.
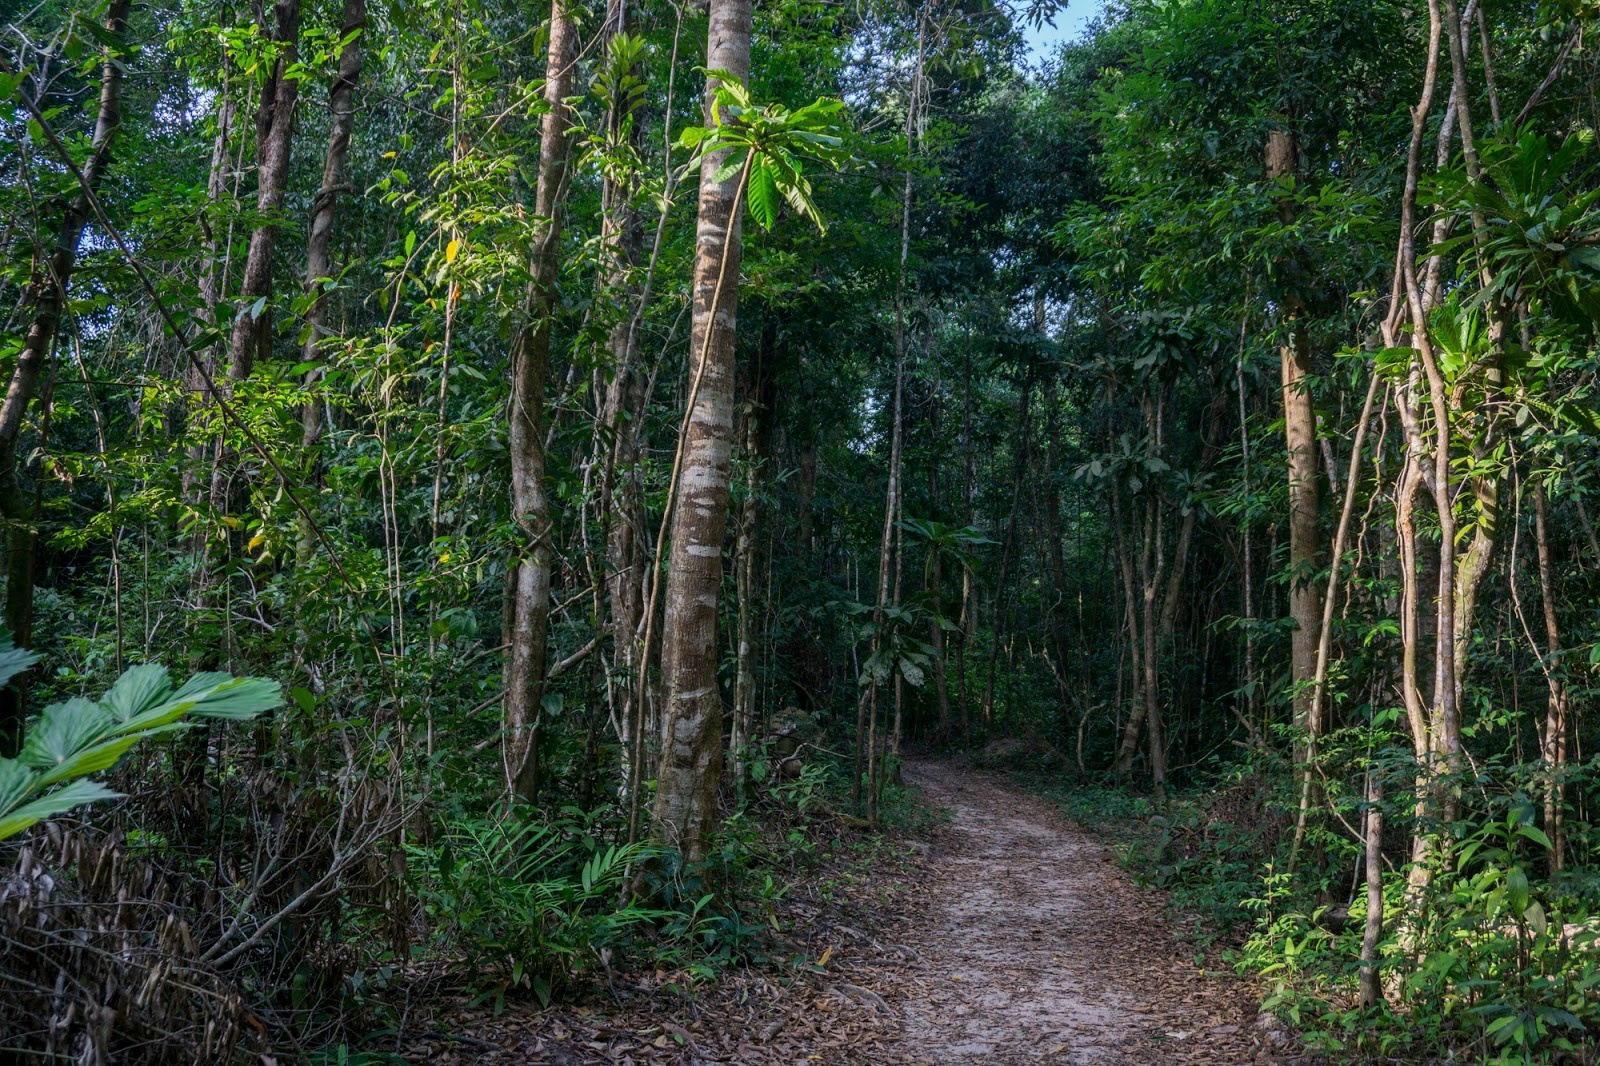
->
[400,761,1305,1064]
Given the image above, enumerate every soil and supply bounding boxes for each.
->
[402,760,1289,1064]
[891,760,1278,1064]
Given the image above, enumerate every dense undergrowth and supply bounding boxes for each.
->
[1009,756,1600,1066]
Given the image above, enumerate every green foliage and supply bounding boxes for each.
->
[409,815,664,1007]
[677,75,848,232]
[0,648,282,840]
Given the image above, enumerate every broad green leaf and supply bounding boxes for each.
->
[747,157,778,230]
[169,671,234,703]
[111,674,280,734]
[0,636,39,689]
[710,154,746,186]
[34,733,143,787]
[1517,823,1554,850]
[184,676,284,720]
[101,663,172,723]
[1506,865,1531,916]
[0,779,123,841]
[0,757,32,818]
[19,698,113,768]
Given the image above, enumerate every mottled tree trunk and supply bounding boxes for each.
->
[504,0,578,803]
[301,0,366,449]
[598,0,651,807]
[730,333,771,792]
[1267,126,1322,746]
[1359,772,1384,1007]
[649,0,751,862]
[0,0,131,754]
[226,0,301,382]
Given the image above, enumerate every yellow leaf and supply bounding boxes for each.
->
[445,238,461,263]
[818,945,834,967]
[437,552,452,564]
[221,516,242,530]
[247,533,266,552]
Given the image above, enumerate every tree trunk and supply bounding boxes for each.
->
[301,0,366,448]
[1112,488,1145,775]
[928,545,951,736]
[981,384,1030,727]
[226,0,302,382]
[1267,126,1323,749]
[730,336,769,794]
[1041,369,1073,732]
[503,0,578,803]
[649,0,751,863]
[1533,479,1567,872]
[1359,772,1384,1007]
[597,0,650,809]
[0,0,132,755]
[956,348,975,734]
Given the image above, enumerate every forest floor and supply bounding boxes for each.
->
[401,761,1297,1064]
[888,760,1287,1064]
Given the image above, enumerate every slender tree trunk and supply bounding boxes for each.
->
[1112,488,1145,775]
[1533,479,1567,872]
[1384,0,1446,903]
[981,384,1030,727]
[1293,372,1382,861]
[504,0,578,803]
[928,546,951,735]
[597,0,650,806]
[730,337,769,794]
[649,0,751,862]
[0,0,131,754]
[956,348,975,734]
[226,0,302,382]
[1236,305,1259,726]
[1359,772,1385,1007]
[301,0,366,449]
[1139,471,1166,795]
[1267,126,1323,752]
[1042,380,1072,717]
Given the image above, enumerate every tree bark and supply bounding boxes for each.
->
[0,0,132,755]
[226,0,302,382]
[649,0,752,862]
[1267,126,1323,749]
[1533,479,1567,872]
[1359,772,1384,1007]
[503,0,578,803]
[301,0,366,448]
[730,334,770,793]
[596,0,650,808]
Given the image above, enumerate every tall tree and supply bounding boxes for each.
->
[504,0,578,803]
[225,0,302,382]
[0,0,132,754]
[301,0,367,448]
[649,0,753,862]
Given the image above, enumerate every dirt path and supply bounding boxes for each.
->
[889,761,1276,1064]
[409,761,1287,1064]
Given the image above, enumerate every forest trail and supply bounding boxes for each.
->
[890,761,1275,1064]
